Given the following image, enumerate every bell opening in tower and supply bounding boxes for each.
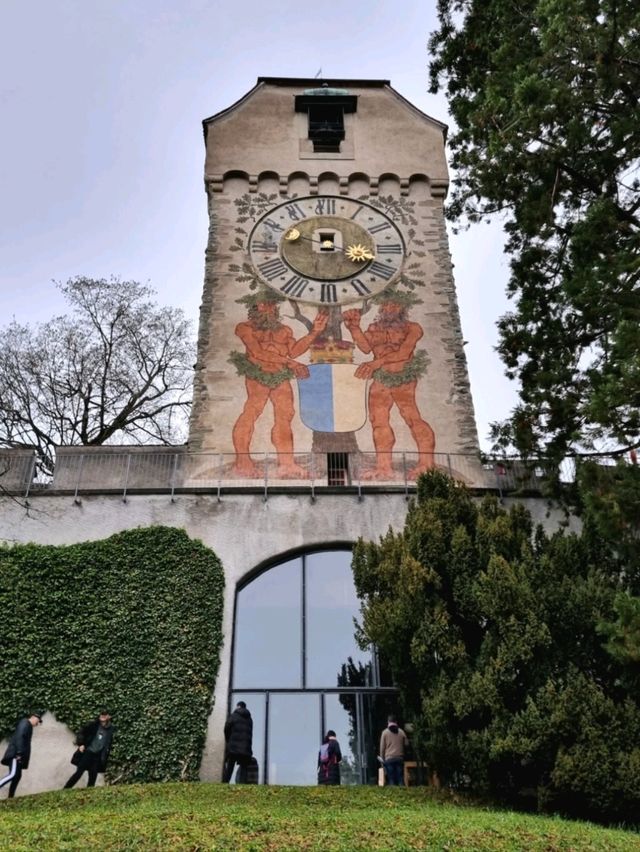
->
[308,104,344,152]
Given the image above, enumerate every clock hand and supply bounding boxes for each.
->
[345,244,375,262]
[283,228,375,261]
[284,229,335,248]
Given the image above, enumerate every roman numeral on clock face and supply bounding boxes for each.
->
[368,222,392,234]
[320,284,338,303]
[315,198,336,215]
[251,241,274,253]
[376,243,402,254]
[369,261,395,280]
[280,276,309,298]
[285,203,306,220]
[349,278,371,296]
[264,218,285,232]
[258,258,288,280]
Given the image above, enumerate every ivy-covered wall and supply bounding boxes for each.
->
[0,526,224,783]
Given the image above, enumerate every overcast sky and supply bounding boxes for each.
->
[1,0,516,449]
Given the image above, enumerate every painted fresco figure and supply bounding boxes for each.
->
[342,293,435,480]
[229,293,328,477]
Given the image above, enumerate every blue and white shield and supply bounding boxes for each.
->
[297,364,368,433]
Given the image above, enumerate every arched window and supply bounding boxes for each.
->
[230,548,397,785]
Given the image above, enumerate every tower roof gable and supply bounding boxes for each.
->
[203,77,447,138]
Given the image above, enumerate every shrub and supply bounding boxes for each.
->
[0,526,224,782]
[353,471,640,822]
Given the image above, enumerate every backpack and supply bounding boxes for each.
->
[319,742,335,781]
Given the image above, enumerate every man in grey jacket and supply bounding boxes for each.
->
[379,715,409,786]
[0,711,43,798]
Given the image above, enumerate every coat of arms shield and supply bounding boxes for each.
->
[297,364,368,433]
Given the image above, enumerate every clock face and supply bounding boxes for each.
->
[247,196,405,305]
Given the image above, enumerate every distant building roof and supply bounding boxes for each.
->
[257,76,390,88]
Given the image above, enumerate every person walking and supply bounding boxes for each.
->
[317,729,342,786]
[64,710,115,789]
[223,701,253,783]
[379,715,409,786]
[0,711,43,798]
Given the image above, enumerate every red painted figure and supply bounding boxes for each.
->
[343,303,435,479]
[231,299,328,477]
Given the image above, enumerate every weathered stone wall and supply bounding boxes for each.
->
[188,79,482,478]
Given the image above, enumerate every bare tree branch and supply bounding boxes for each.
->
[0,277,195,477]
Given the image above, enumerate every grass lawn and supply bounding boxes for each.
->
[0,783,638,851]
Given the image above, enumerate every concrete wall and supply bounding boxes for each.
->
[0,491,412,789]
[0,490,579,793]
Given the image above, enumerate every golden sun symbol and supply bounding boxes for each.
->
[346,244,375,262]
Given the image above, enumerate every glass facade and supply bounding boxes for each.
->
[230,548,397,785]
[233,557,302,688]
[305,551,373,688]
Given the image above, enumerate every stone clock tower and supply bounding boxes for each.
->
[0,78,570,792]
[188,77,482,485]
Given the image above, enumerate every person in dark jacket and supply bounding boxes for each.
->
[317,729,342,786]
[64,710,115,789]
[0,711,43,798]
[223,701,253,783]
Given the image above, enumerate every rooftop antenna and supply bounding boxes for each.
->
[314,68,322,78]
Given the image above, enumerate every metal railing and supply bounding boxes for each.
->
[49,449,578,500]
[2,446,630,501]
[0,450,37,499]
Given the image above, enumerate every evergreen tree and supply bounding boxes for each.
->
[353,471,640,821]
[598,592,640,693]
[429,1,640,460]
